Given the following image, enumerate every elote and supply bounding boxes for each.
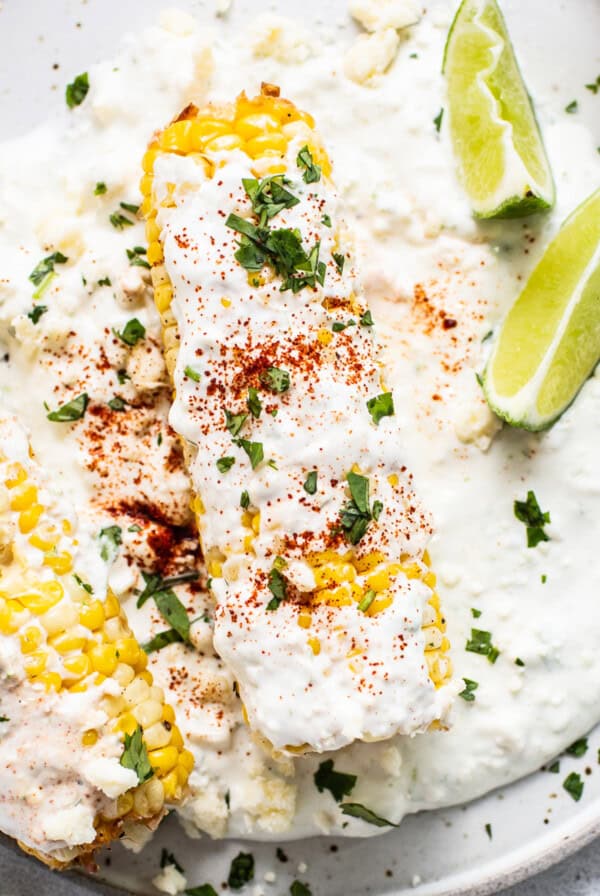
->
[0,413,193,867]
[141,85,453,754]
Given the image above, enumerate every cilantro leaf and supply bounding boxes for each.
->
[297,145,321,184]
[47,392,88,423]
[260,367,290,393]
[247,387,262,418]
[113,318,146,346]
[27,305,48,325]
[366,392,394,425]
[563,771,584,801]
[340,802,396,827]
[98,525,122,563]
[236,439,264,469]
[225,409,248,437]
[290,884,312,896]
[360,310,374,327]
[458,678,479,702]
[314,759,356,802]
[266,562,287,611]
[514,490,550,548]
[228,853,254,890]
[143,629,184,654]
[303,471,318,495]
[217,456,236,474]
[120,725,154,782]
[66,72,89,108]
[465,628,500,663]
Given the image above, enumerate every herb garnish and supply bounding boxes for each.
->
[73,574,93,594]
[240,490,250,509]
[227,852,254,890]
[98,277,111,287]
[314,759,357,802]
[548,760,560,773]
[515,657,525,667]
[332,251,345,274]
[109,211,135,230]
[303,471,318,495]
[297,145,321,184]
[366,392,394,425]
[465,628,500,663]
[290,883,312,896]
[485,823,492,840]
[66,72,89,108]
[186,887,218,896]
[236,439,264,469]
[433,108,444,132]
[322,214,332,227]
[340,802,397,827]
[514,490,550,547]
[143,629,183,654]
[224,409,248,437]
[94,181,107,195]
[266,558,288,611]
[563,771,584,801]
[120,725,153,782]
[98,525,122,563]
[47,392,89,423]
[566,737,588,757]
[332,319,356,332]
[247,387,262,418]
[184,365,201,382]
[358,590,376,613]
[260,366,290,393]
[585,76,600,94]
[126,246,150,269]
[217,456,236,474]
[113,317,146,346]
[117,369,130,384]
[108,396,127,411]
[136,570,196,645]
[458,678,479,702]
[565,100,578,113]
[242,175,300,225]
[360,309,374,327]
[27,305,48,325]
[29,251,68,297]
[340,471,381,545]
[471,607,482,618]
[160,849,184,873]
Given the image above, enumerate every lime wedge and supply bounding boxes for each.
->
[484,187,600,430]
[443,0,554,218]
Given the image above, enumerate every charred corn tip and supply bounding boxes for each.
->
[0,446,193,856]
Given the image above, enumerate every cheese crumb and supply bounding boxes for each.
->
[349,0,420,32]
[344,28,400,85]
[454,394,502,451]
[42,803,96,846]
[152,864,188,895]
[81,757,138,799]
[251,14,313,64]
[264,870,277,884]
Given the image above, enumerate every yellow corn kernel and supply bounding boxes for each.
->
[33,672,62,692]
[5,463,27,488]
[314,562,355,588]
[308,636,321,656]
[148,745,179,776]
[20,626,42,654]
[133,699,163,729]
[235,113,280,140]
[366,594,393,616]
[388,473,399,488]
[191,495,205,515]
[353,551,386,574]
[50,631,88,654]
[19,504,44,534]
[63,654,92,679]
[189,118,231,147]
[114,637,141,666]
[208,559,222,577]
[79,600,105,631]
[161,769,180,801]
[245,133,288,158]
[366,566,395,592]
[116,792,135,818]
[423,570,436,589]
[115,711,139,736]
[29,529,59,551]
[82,729,98,747]
[159,119,194,153]
[147,241,164,265]
[9,483,38,511]
[297,610,312,629]
[88,643,118,676]
[143,721,172,751]
[180,749,195,773]
[401,562,421,580]
[162,704,176,725]
[169,725,184,750]
[205,134,244,153]
[154,282,172,313]
[103,591,121,620]
[251,512,260,534]
[135,652,149,674]
[43,551,72,575]
[317,327,333,346]
[220,297,231,308]
[16,590,59,615]
[24,651,47,677]
[142,148,158,174]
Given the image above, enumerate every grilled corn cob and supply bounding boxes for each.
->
[0,413,193,868]
[141,85,453,754]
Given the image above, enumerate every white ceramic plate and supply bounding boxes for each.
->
[1,1,599,893]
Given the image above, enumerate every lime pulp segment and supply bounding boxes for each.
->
[443,0,554,218]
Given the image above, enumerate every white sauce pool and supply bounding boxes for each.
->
[0,0,599,842]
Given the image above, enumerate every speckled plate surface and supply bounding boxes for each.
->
[1,0,599,893]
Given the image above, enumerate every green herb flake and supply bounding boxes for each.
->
[565,100,578,113]
[185,887,218,896]
[128,524,142,533]
[514,490,550,548]
[47,392,89,423]
[458,678,479,702]
[303,470,318,495]
[216,456,236,474]
[66,72,89,108]
[29,252,68,293]
[117,368,130,384]
[109,211,135,230]
[126,246,150,269]
[237,438,264,469]
[471,607,482,618]
[240,490,250,509]
[433,107,444,132]
[242,175,300,225]
[485,823,492,840]
[563,771,584,801]
[548,760,560,773]
[227,852,254,890]
[266,564,288,611]
[541,574,547,584]
[358,589,376,613]
[0,715,8,722]
[566,737,588,758]
[340,471,380,545]
[585,76,600,94]
[120,201,140,215]
[120,725,153,782]
[143,628,183,654]
[340,802,396,828]
[322,214,332,227]
[332,251,345,274]
[366,392,394,425]
[184,365,201,382]
[113,317,146,346]
[332,318,356,333]
[94,181,107,195]
[224,409,248,437]
[290,883,312,896]
[27,305,48,325]
[359,309,374,327]
[314,759,357,802]
[108,396,127,412]
[160,849,184,873]
[296,145,321,184]
[515,657,525,667]
[465,628,500,664]
[99,525,122,563]
[73,574,93,595]
[259,366,290,393]
[247,387,262,418]
[98,277,111,287]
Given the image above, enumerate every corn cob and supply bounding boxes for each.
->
[0,414,193,868]
[141,85,453,754]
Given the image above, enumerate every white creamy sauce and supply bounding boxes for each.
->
[0,0,598,844]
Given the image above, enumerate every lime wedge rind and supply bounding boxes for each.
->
[444,0,554,219]
[483,187,600,431]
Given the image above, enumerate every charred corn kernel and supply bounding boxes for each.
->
[43,551,72,575]
[79,600,105,631]
[82,730,98,747]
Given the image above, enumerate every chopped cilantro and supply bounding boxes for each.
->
[565,100,578,113]
[0,715,8,722]
[433,107,444,132]
[366,392,394,425]
[322,214,332,227]
[515,657,525,667]
[94,181,107,195]
[485,823,492,840]
[314,759,356,802]
[585,76,600,94]
[458,678,479,702]
[98,276,111,287]
[113,317,145,346]
[296,145,321,184]
[126,246,150,269]
[224,409,248,437]
[143,629,183,654]
[514,490,550,547]
[184,365,201,382]
[276,848,288,863]
[563,771,584,801]
[65,72,89,108]
[372,500,383,520]
[548,760,560,773]
[128,523,142,533]
[186,887,218,896]
[247,387,262,418]
[566,737,588,758]
[266,562,287,611]
[242,175,299,225]
[217,456,235,474]
[120,725,153,782]
[73,574,93,594]
[136,570,195,644]
[240,490,250,509]
[120,201,140,215]
[541,574,547,584]
[227,852,254,890]
[471,607,482,618]
[160,849,183,873]
[29,251,68,298]
[340,471,380,545]
[117,368,130,384]
[340,802,396,827]
[27,305,48,325]
[465,628,500,663]
[260,366,290,393]
[290,883,312,896]
[47,392,88,423]
[236,439,264,469]
[332,251,345,274]
[332,319,356,332]
[109,211,135,229]
[303,470,318,495]
[108,396,126,411]
[359,309,374,327]
[98,525,122,563]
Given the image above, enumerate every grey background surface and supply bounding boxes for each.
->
[1,838,599,895]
